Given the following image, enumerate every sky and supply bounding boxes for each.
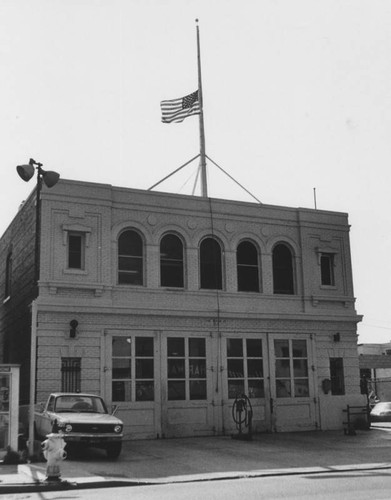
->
[1,0,390,344]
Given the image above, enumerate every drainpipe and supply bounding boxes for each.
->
[28,299,38,457]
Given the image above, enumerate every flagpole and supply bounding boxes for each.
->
[196,19,208,197]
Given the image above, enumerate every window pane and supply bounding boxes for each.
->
[190,381,206,400]
[237,241,259,292]
[118,270,143,285]
[237,241,258,265]
[160,234,183,259]
[118,231,143,285]
[112,381,131,401]
[273,244,294,294]
[246,339,262,357]
[112,359,131,379]
[161,263,184,288]
[228,359,244,378]
[248,379,265,398]
[276,379,291,397]
[238,266,260,292]
[189,338,205,357]
[68,234,82,269]
[275,359,290,378]
[227,338,243,357]
[118,256,142,271]
[112,337,132,357]
[136,359,154,379]
[294,379,309,397]
[247,359,263,378]
[118,230,142,256]
[168,359,185,378]
[321,254,334,286]
[274,340,289,358]
[189,359,206,378]
[293,359,308,377]
[292,340,307,358]
[168,338,184,357]
[168,381,185,400]
[160,234,184,288]
[200,238,222,290]
[136,381,154,401]
[136,337,153,357]
[228,380,244,399]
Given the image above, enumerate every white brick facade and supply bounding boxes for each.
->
[2,179,364,438]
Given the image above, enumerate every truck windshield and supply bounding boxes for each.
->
[54,395,107,413]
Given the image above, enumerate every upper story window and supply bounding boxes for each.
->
[160,234,184,288]
[118,230,144,285]
[68,233,85,269]
[320,253,335,286]
[4,252,12,299]
[200,237,222,290]
[272,243,294,294]
[237,241,260,292]
[62,224,91,273]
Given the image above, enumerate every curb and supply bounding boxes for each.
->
[2,462,391,494]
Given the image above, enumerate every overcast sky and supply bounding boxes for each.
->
[1,0,390,344]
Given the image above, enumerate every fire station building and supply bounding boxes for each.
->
[0,178,364,439]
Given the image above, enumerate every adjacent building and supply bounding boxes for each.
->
[358,342,391,403]
[0,178,364,439]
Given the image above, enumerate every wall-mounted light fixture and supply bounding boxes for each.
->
[333,332,340,342]
[69,320,79,339]
[322,378,331,394]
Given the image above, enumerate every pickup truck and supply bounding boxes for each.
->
[34,392,123,459]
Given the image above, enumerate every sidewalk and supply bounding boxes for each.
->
[1,426,391,493]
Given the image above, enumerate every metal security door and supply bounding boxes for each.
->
[161,334,215,438]
[268,334,318,432]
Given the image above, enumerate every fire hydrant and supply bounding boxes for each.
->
[41,433,67,481]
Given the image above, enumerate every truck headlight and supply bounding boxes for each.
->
[114,425,122,433]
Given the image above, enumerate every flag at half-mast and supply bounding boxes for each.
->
[160,90,200,123]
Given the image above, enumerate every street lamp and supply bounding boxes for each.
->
[16,158,60,459]
[16,158,60,283]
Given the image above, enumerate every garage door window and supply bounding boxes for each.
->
[112,336,154,402]
[167,337,207,401]
[274,339,309,398]
[227,338,264,399]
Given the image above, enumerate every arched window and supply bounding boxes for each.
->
[200,237,222,290]
[160,234,184,288]
[118,230,143,285]
[237,241,260,292]
[272,243,294,294]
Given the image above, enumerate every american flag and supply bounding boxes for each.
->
[160,90,200,123]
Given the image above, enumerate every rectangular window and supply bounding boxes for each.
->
[320,253,335,286]
[167,337,207,401]
[227,338,264,399]
[112,336,154,402]
[274,339,309,398]
[68,233,84,269]
[330,357,345,395]
[61,358,81,392]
